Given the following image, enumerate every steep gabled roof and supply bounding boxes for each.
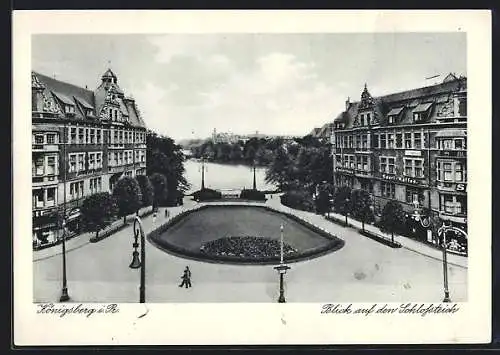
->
[33,72,95,108]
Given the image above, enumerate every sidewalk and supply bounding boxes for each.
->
[33,203,193,262]
[265,195,467,269]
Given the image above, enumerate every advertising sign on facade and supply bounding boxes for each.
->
[405,150,422,157]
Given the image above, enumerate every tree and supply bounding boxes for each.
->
[80,192,117,241]
[136,174,154,210]
[265,146,293,191]
[229,144,243,161]
[112,176,142,225]
[350,189,374,231]
[150,172,168,210]
[379,200,406,244]
[147,131,190,205]
[333,186,352,226]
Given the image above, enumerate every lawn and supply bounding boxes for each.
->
[155,205,335,253]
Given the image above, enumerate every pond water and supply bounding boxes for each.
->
[183,159,277,193]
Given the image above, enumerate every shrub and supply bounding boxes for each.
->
[240,189,266,201]
[280,190,315,212]
[192,188,222,201]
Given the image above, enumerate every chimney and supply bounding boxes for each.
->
[345,97,351,111]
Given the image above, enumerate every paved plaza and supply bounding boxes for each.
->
[33,197,467,303]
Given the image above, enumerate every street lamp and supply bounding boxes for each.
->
[129,216,146,303]
[438,223,452,303]
[252,159,257,190]
[274,224,291,303]
[344,198,350,227]
[59,119,70,302]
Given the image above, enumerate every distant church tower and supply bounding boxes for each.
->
[212,128,217,143]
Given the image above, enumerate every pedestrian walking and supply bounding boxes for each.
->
[179,266,192,288]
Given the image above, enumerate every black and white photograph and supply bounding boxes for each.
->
[13,10,491,345]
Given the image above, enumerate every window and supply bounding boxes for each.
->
[118,152,123,165]
[355,135,360,150]
[381,182,395,198]
[443,162,453,181]
[135,150,140,162]
[89,153,95,170]
[380,134,386,149]
[458,98,467,117]
[97,129,101,144]
[78,128,84,144]
[404,159,424,178]
[34,156,44,176]
[406,187,423,204]
[69,154,76,172]
[455,139,464,150]
[34,135,44,144]
[70,181,84,200]
[96,153,102,168]
[85,128,90,144]
[356,156,362,170]
[455,162,464,181]
[366,113,371,123]
[441,195,466,215]
[46,134,55,144]
[64,105,75,114]
[380,156,395,174]
[362,135,368,150]
[414,132,422,149]
[114,131,118,145]
[396,133,402,148]
[362,156,369,171]
[33,189,44,208]
[380,157,387,173]
[90,129,95,144]
[373,134,379,148]
[404,133,412,148]
[119,131,124,144]
[343,155,349,168]
[78,153,85,171]
[388,157,395,174]
[348,136,353,148]
[349,155,355,169]
[46,156,56,175]
[124,131,128,144]
[388,115,395,124]
[388,133,395,148]
[46,188,55,203]
[360,114,365,126]
[361,181,373,193]
[70,128,76,143]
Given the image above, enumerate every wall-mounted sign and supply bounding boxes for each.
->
[438,150,466,158]
[405,150,421,157]
[381,174,424,186]
[437,182,467,193]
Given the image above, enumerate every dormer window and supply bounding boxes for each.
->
[86,109,93,116]
[64,105,75,114]
[412,102,433,123]
[386,107,403,125]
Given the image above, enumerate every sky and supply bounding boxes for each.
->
[32,33,466,141]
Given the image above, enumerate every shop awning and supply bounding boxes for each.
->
[413,102,433,113]
[435,129,467,138]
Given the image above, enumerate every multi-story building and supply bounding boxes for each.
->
[330,73,467,247]
[32,68,148,247]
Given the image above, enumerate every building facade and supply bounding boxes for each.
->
[32,69,147,247]
[331,74,467,251]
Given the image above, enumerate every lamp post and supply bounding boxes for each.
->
[274,224,290,303]
[200,156,206,190]
[438,223,452,303]
[59,119,70,302]
[344,198,350,227]
[252,159,257,190]
[129,216,146,303]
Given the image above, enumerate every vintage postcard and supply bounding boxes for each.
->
[13,10,491,345]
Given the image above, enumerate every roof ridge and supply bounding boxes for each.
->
[33,71,95,95]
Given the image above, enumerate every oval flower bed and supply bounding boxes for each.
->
[200,236,298,259]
